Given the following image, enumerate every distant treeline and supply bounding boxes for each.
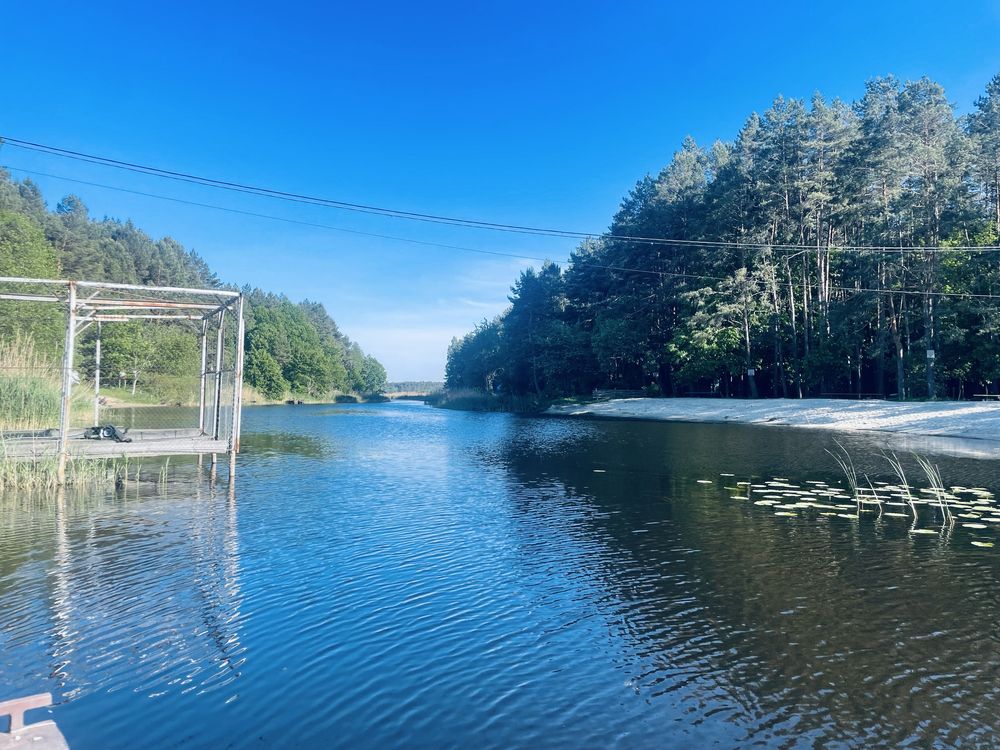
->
[0,168,387,400]
[385,381,443,394]
[447,74,1000,401]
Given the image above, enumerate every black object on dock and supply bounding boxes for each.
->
[82,425,132,443]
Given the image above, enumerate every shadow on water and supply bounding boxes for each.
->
[488,417,1000,746]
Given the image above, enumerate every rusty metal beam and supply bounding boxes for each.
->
[74,279,239,298]
[88,314,206,321]
[80,300,220,310]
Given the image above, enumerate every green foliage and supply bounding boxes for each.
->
[245,346,288,400]
[0,168,387,404]
[0,334,61,431]
[447,72,1000,401]
[241,291,383,399]
[0,211,62,352]
[359,355,388,395]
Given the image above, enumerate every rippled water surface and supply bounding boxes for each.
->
[4,403,1000,748]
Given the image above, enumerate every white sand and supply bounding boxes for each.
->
[547,397,1000,457]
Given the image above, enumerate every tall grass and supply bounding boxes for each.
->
[0,454,118,491]
[914,453,954,525]
[828,444,958,528]
[883,451,918,521]
[0,334,95,432]
[0,334,62,431]
[826,441,860,513]
[0,453,176,492]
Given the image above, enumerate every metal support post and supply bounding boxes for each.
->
[57,282,77,485]
[93,321,102,427]
[229,295,245,479]
[212,309,226,440]
[198,319,208,433]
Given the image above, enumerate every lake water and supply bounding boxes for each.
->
[3,402,1000,748]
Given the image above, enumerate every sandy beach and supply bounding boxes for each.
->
[547,397,1000,458]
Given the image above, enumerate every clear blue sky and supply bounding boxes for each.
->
[3,1,999,380]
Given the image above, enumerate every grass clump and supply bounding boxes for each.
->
[0,334,62,431]
[0,454,120,491]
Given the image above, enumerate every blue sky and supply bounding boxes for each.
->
[3,1,1000,380]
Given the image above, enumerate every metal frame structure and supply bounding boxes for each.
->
[0,277,245,482]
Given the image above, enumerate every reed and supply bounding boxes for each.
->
[0,454,118,491]
[0,334,92,432]
[883,451,918,521]
[157,457,171,487]
[0,334,62,431]
[914,453,953,525]
[826,441,860,512]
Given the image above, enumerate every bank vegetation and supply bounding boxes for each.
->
[447,73,1000,403]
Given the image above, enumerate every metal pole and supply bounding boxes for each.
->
[57,282,78,485]
[229,295,245,478]
[198,320,208,433]
[93,321,101,427]
[233,296,245,451]
[212,309,226,440]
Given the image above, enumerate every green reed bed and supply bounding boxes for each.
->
[0,334,62,432]
[0,334,91,433]
[0,452,176,492]
[0,454,117,491]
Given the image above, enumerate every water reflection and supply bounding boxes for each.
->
[0,470,244,746]
[240,431,331,459]
[4,405,1000,748]
[492,417,1000,746]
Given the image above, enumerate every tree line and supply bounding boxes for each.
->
[446,74,1000,401]
[0,168,387,400]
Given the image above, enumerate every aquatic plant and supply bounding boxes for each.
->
[826,441,860,512]
[883,452,918,522]
[720,443,997,550]
[158,457,171,487]
[0,453,120,491]
[913,454,954,526]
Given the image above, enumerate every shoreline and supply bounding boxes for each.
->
[546,397,1000,459]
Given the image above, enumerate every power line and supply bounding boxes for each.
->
[4,135,1000,253]
[0,137,593,238]
[7,164,1000,302]
[0,164,655,276]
